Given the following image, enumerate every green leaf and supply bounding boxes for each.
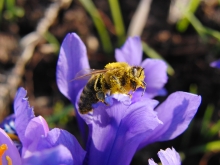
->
[79,0,113,53]
[108,0,126,45]
[46,103,73,126]
[43,31,60,54]
[200,104,214,135]
[189,141,220,154]
[176,0,201,32]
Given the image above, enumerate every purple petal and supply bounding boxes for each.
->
[0,128,22,165]
[22,116,49,158]
[148,159,158,165]
[22,145,73,165]
[158,148,181,165]
[115,36,142,66]
[141,59,168,98]
[157,147,181,165]
[148,148,181,165]
[14,87,35,147]
[56,33,90,104]
[210,59,220,68]
[36,128,86,165]
[86,99,162,165]
[139,92,201,149]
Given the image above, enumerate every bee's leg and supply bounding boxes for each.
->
[141,81,147,96]
[96,91,106,103]
[94,74,102,91]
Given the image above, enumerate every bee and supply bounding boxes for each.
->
[74,62,146,114]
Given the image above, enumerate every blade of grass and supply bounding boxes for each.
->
[43,31,60,54]
[79,0,113,53]
[0,0,4,22]
[200,104,214,135]
[46,104,73,126]
[142,41,175,76]
[176,0,201,32]
[108,0,125,46]
[5,0,14,10]
[184,12,220,41]
[208,120,220,138]
[0,0,3,11]
[189,83,198,94]
[189,140,220,154]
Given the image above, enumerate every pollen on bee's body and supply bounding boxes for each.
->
[0,144,12,165]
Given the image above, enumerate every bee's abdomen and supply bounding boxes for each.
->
[78,78,98,114]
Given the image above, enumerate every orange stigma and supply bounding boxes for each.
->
[0,144,13,165]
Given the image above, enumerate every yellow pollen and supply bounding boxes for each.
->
[0,144,13,165]
[7,134,19,142]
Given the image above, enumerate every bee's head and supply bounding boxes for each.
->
[129,66,146,91]
[130,66,145,80]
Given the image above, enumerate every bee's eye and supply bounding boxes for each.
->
[132,68,138,77]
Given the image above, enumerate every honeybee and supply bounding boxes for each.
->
[74,62,146,114]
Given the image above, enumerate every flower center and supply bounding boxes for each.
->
[0,144,12,165]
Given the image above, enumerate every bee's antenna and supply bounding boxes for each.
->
[141,81,147,96]
[139,68,144,77]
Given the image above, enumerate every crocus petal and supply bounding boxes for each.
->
[141,59,168,98]
[22,116,49,158]
[0,128,22,165]
[210,59,220,68]
[14,87,35,147]
[158,147,181,165]
[148,159,158,165]
[56,33,90,104]
[56,33,90,144]
[139,92,201,149]
[115,36,142,66]
[37,128,86,165]
[86,99,162,165]
[148,147,181,165]
[22,145,73,165]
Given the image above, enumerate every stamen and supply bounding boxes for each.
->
[0,144,8,165]
[0,144,13,165]
[0,144,7,155]
[6,156,12,165]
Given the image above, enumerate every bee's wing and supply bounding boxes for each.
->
[71,69,108,81]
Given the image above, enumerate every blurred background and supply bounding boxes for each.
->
[0,0,220,164]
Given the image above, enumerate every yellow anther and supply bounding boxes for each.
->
[6,156,12,165]
[0,144,7,156]
[0,144,8,165]
[0,144,13,165]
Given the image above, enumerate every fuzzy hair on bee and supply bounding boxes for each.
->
[75,62,146,114]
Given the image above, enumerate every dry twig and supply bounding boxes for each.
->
[0,0,72,121]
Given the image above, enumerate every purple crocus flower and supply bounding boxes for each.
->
[56,33,202,165]
[148,147,181,165]
[0,128,21,165]
[0,87,86,165]
[210,59,220,68]
[0,127,75,165]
